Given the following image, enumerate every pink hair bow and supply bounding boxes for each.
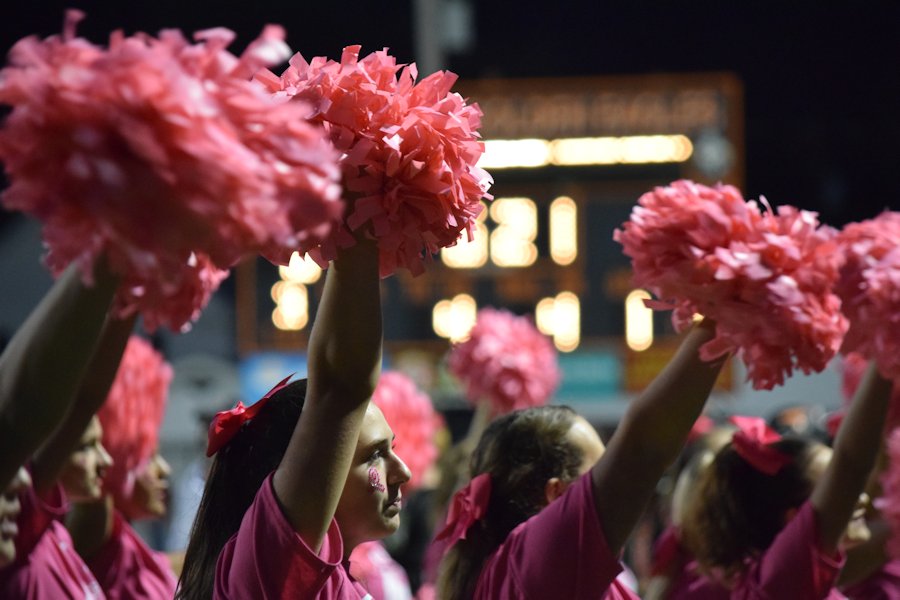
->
[729,415,792,475]
[206,374,294,457]
[434,473,492,548]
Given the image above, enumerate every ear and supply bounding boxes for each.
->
[544,477,569,505]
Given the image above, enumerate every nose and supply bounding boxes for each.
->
[98,444,114,468]
[3,467,31,499]
[857,492,871,512]
[10,467,31,494]
[156,454,172,478]
[389,453,412,486]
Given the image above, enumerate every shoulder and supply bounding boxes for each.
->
[215,474,364,599]
[476,473,623,600]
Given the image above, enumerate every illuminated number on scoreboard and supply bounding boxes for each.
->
[442,196,577,268]
[490,198,538,267]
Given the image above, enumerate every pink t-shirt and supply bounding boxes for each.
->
[473,472,638,600]
[672,500,846,600]
[85,511,177,599]
[841,559,900,600]
[349,541,412,600]
[214,474,371,599]
[0,480,105,599]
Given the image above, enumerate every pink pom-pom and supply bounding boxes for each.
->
[0,13,341,331]
[614,180,847,390]
[834,211,900,380]
[256,45,493,277]
[448,308,560,416]
[372,371,443,491]
[96,336,172,507]
[879,427,900,559]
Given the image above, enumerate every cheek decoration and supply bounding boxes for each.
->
[368,467,386,493]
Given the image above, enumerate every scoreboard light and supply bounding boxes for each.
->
[625,289,654,351]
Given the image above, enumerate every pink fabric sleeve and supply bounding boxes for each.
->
[214,474,368,600]
[474,471,624,599]
[85,512,177,600]
[735,500,846,600]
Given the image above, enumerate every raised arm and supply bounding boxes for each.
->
[0,263,118,488]
[811,361,892,553]
[29,313,135,495]
[591,318,726,552]
[273,239,382,551]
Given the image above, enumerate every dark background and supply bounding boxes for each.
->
[2,1,898,230]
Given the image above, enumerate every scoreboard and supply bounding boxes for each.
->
[235,72,743,410]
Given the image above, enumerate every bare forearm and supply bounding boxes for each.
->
[593,319,725,551]
[31,314,135,492]
[0,264,118,487]
[813,363,891,550]
[308,239,382,400]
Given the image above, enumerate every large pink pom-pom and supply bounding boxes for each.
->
[0,12,341,331]
[256,45,493,277]
[834,212,900,380]
[614,180,847,390]
[372,371,443,491]
[448,307,560,416]
[96,336,172,507]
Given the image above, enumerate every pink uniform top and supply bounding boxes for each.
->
[0,480,105,599]
[672,500,846,600]
[841,559,900,600]
[214,474,372,599]
[349,541,412,600]
[84,511,177,599]
[651,525,715,600]
[473,472,638,600]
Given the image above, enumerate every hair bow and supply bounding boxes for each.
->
[729,415,792,475]
[434,473,492,549]
[206,374,294,457]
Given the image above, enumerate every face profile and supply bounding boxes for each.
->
[0,467,32,567]
[334,404,411,549]
[58,417,113,503]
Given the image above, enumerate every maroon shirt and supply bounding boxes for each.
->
[215,474,371,599]
[0,480,104,599]
[85,511,176,599]
[473,472,638,599]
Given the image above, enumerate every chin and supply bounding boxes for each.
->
[842,524,871,549]
[0,542,15,568]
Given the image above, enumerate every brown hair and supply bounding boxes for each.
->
[437,406,584,600]
[680,436,826,582]
[176,380,307,600]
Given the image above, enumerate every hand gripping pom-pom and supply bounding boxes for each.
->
[96,336,172,508]
[0,12,342,331]
[448,307,560,416]
[614,180,847,390]
[372,371,443,492]
[835,212,900,381]
[255,45,493,277]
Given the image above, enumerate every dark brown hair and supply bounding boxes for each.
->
[680,436,826,582]
[437,405,584,600]
[176,379,307,600]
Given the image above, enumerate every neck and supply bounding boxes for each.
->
[66,494,115,559]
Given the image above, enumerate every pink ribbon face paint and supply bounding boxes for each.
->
[368,467,386,492]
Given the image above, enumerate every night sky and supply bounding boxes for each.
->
[1,1,898,228]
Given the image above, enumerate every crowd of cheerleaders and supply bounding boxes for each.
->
[1,11,900,600]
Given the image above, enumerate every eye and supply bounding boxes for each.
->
[368,449,383,462]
